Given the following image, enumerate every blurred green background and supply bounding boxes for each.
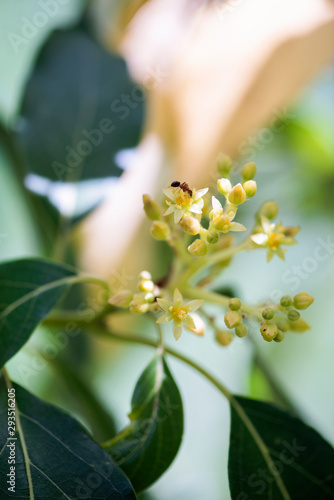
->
[1,1,333,499]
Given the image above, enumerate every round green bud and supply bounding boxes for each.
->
[228,183,246,206]
[188,239,207,256]
[130,295,149,314]
[280,295,292,308]
[138,279,155,293]
[293,292,314,310]
[274,317,289,332]
[144,292,155,303]
[217,178,232,196]
[262,308,274,320]
[215,330,233,346]
[150,221,170,241]
[142,194,161,220]
[243,180,257,198]
[180,215,201,235]
[274,331,285,343]
[235,323,248,338]
[260,323,278,342]
[108,290,133,308]
[224,310,242,329]
[217,153,232,176]
[258,200,279,220]
[287,309,300,321]
[207,232,219,244]
[139,270,152,280]
[229,297,241,311]
[241,161,257,180]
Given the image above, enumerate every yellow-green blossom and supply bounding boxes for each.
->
[156,288,203,340]
[163,185,208,223]
[210,196,246,233]
[251,216,299,262]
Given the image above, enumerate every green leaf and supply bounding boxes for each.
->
[0,258,77,367]
[228,396,334,500]
[16,28,145,182]
[104,353,183,492]
[0,373,136,499]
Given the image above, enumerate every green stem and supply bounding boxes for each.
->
[89,326,290,500]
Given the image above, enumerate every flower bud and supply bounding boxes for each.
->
[144,292,155,303]
[215,330,233,346]
[217,153,232,176]
[150,221,170,240]
[188,239,207,256]
[258,200,279,220]
[262,308,274,320]
[138,279,155,293]
[224,310,242,329]
[229,297,241,311]
[108,290,133,308]
[293,292,314,310]
[287,309,300,321]
[207,232,219,244]
[228,183,246,206]
[243,180,257,198]
[280,295,292,308]
[180,215,201,235]
[235,323,248,338]
[260,323,278,342]
[274,317,289,332]
[214,214,230,231]
[142,194,161,220]
[288,318,310,332]
[130,295,149,314]
[283,226,300,238]
[241,161,257,180]
[274,331,285,342]
[217,178,232,196]
[139,270,152,280]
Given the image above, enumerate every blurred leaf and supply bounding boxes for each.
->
[0,258,76,367]
[229,396,334,499]
[0,375,136,499]
[47,356,117,442]
[16,28,145,182]
[104,352,184,492]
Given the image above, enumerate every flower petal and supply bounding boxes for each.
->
[266,249,275,263]
[163,188,176,201]
[212,196,222,211]
[156,313,172,323]
[173,321,183,340]
[193,187,209,200]
[163,205,175,216]
[185,299,204,312]
[173,288,183,307]
[189,204,202,214]
[251,233,268,245]
[157,298,173,312]
[174,208,185,223]
[183,315,196,331]
[229,222,247,232]
[185,313,205,336]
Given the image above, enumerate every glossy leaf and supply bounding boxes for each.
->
[16,28,145,181]
[0,375,136,499]
[228,396,334,499]
[104,353,183,492]
[0,258,76,367]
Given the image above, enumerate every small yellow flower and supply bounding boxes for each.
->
[210,196,246,233]
[251,216,298,262]
[156,288,204,340]
[163,185,208,223]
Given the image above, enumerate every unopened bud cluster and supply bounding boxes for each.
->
[109,271,161,315]
[224,297,248,338]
